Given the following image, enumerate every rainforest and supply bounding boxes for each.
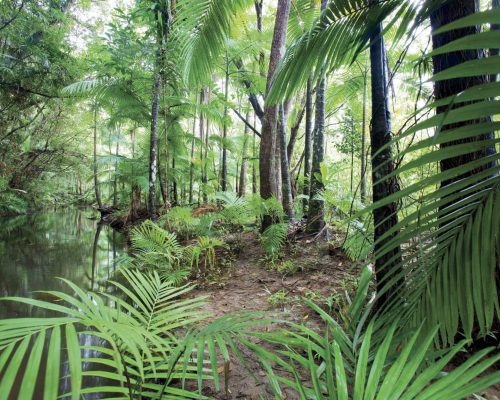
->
[0,0,499,399]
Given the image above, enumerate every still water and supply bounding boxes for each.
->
[0,209,126,319]
[0,209,126,399]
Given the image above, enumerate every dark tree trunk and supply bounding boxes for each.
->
[158,151,167,205]
[93,106,102,209]
[222,61,229,192]
[369,23,403,307]
[307,0,328,233]
[279,105,295,221]
[189,101,197,204]
[303,75,313,211]
[172,156,178,205]
[259,0,291,230]
[286,99,306,162]
[239,111,250,197]
[113,131,120,208]
[252,112,258,194]
[360,72,368,202]
[430,0,497,188]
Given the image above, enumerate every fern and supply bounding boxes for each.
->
[260,223,288,261]
[129,220,183,270]
[0,269,271,398]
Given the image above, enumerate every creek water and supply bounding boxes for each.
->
[0,208,126,398]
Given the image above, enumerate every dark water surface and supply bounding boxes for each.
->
[0,209,126,319]
[0,209,127,399]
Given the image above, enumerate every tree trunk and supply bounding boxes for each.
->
[252,112,258,194]
[369,23,403,307]
[491,0,499,83]
[148,66,161,221]
[360,71,367,202]
[93,106,103,209]
[279,105,295,221]
[307,0,328,234]
[239,111,250,197]
[430,0,497,189]
[259,0,291,230]
[303,75,313,211]
[113,130,120,208]
[172,156,178,205]
[189,98,197,204]
[222,60,229,191]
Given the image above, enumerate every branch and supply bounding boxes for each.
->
[232,109,261,138]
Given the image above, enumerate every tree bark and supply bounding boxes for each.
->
[303,75,313,211]
[148,66,161,221]
[307,0,328,233]
[189,97,197,204]
[430,0,497,189]
[239,111,250,197]
[93,106,103,209]
[360,71,368,202]
[222,59,230,191]
[279,105,295,221]
[260,0,291,230]
[369,23,403,307]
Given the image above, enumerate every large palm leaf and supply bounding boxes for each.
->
[0,269,270,398]
[363,8,500,345]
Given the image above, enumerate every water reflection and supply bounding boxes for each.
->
[0,209,126,398]
[0,209,126,319]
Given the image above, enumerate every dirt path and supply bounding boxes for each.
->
[186,232,356,399]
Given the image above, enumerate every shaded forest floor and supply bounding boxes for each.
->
[185,231,360,399]
[181,231,499,399]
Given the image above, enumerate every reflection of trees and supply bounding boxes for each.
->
[0,210,125,318]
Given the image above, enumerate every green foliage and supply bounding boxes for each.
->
[186,236,227,278]
[128,220,183,270]
[254,267,500,399]
[0,269,270,398]
[267,289,288,307]
[359,9,500,345]
[260,223,289,261]
[160,206,199,239]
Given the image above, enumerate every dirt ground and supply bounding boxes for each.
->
[182,231,500,400]
[185,231,360,399]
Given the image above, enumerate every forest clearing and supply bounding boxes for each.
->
[0,0,500,399]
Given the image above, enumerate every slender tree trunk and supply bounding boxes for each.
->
[350,117,354,194]
[113,130,120,208]
[148,66,161,221]
[303,75,313,211]
[189,97,197,204]
[204,101,210,203]
[199,88,206,205]
[158,151,167,205]
[93,106,103,209]
[279,105,295,221]
[172,156,178,205]
[307,0,328,233]
[222,60,230,191]
[430,0,497,189]
[369,23,403,307]
[252,112,257,194]
[239,111,250,197]
[360,71,368,202]
[260,0,291,230]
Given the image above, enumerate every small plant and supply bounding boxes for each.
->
[129,220,183,269]
[160,206,198,239]
[271,259,299,275]
[267,289,288,307]
[260,223,288,261]
[186,236,227,278]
